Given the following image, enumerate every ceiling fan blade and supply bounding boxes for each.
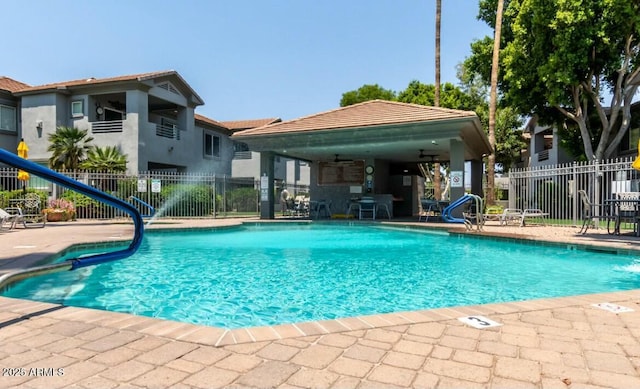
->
[334,154,352,162]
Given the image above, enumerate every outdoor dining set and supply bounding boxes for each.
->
[578,190,640,236]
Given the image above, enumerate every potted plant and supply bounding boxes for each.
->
[43,198,76,222]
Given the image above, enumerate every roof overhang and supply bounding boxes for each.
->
[233,112,490,164]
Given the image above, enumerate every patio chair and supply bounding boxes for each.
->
[376,203,391,220]
[418,199,441,222]
[0,207,24,230]
[14,193,47,228]
[358,197,376,220]
[577,189,615,235]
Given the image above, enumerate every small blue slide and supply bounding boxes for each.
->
[441,194,473,223]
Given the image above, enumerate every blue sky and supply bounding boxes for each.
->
[4,1,493,122]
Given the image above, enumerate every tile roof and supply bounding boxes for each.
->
[222,118,281,131]
[194,114,230,132]
[0,77,30,92]
[233,100,477,137]
[13,70,177,93]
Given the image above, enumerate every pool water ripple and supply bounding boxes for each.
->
[3,224,640,328]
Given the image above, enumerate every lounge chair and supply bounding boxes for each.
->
[520,208,549,227]
[0,207,24,230]
[499,208,523,226]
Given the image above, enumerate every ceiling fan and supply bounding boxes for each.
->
[334,154,353,162]
[419,149,437,161]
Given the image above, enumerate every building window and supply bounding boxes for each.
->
[204,132,220,158]
[71,100,84,117]
[234,142,249,152]
[0,105,16,132]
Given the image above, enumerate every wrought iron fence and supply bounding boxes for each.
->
[508,156,639,227]
[0,168,309,220]
[3,158,637,225]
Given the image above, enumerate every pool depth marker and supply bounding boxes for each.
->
[591,302,634,313]
[458,315,502,329]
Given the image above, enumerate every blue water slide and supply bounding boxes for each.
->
[441,194,473,223]
[0,148,144,288]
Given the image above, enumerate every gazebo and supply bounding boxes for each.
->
[232,100,491,219]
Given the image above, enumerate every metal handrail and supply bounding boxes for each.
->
[129,196,155,218]
[0,148,144,290]
[463,193,485,231]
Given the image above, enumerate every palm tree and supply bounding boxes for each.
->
[80,146,127,172]
[47,126,94,170]
[486,0,505,206]
[433,0,442,200]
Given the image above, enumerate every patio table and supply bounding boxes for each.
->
[604,197,640,236]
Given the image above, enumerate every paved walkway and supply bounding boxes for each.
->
[2,219,640,388]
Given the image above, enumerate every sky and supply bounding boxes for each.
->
[3,1,493,122]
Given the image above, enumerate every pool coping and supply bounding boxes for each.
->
[3,219,640,347]
[3,288,640,348]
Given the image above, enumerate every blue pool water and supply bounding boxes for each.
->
[3,223,640,329]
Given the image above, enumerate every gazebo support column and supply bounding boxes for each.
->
[259,152,275,219]
[449,139,466,202]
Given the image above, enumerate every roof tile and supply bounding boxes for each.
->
[233,100,476,137]
[194,113,229,130]
[222,118,281,131]
[14,70,177,93]
[0,77,31,93]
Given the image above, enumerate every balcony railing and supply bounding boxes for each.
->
[156,124,180,140]
[537,149,550,162]
[233,151,252,159]
[91,120,124,133]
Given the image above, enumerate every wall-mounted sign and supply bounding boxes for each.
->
[450,171,463,188]
[151,179,161,193]
[137,179,147,192]
[260,175,269,201]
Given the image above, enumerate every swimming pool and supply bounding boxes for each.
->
[3,223,640,329]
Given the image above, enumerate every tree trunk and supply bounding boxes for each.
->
[486,0,504,206]
[433,0,442,201]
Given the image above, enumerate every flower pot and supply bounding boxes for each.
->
[46,211,68,222]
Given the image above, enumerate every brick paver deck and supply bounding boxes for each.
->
[1,219,640,388]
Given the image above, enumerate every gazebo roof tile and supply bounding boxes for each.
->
[233,100,476,137]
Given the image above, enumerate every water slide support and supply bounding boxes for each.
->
[0,148,144,290]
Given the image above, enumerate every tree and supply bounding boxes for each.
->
[486,0,505,205]
[457,64,526,172]
[397,80,480,110]
[493,106,525,171]
[47,126,94,170]
[338,78,525,172]
[340,84,396,106]
[80,146,127,172]
[472,0,640,161]
[434,0,443,200]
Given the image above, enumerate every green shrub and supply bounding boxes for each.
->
[225,187,258,212]
[159,184,216,217]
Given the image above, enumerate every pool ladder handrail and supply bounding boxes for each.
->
[129,196,155,218]
[0,148,144,290]
[463,193,485,231]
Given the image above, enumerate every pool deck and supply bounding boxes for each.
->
[2,218,640,388]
